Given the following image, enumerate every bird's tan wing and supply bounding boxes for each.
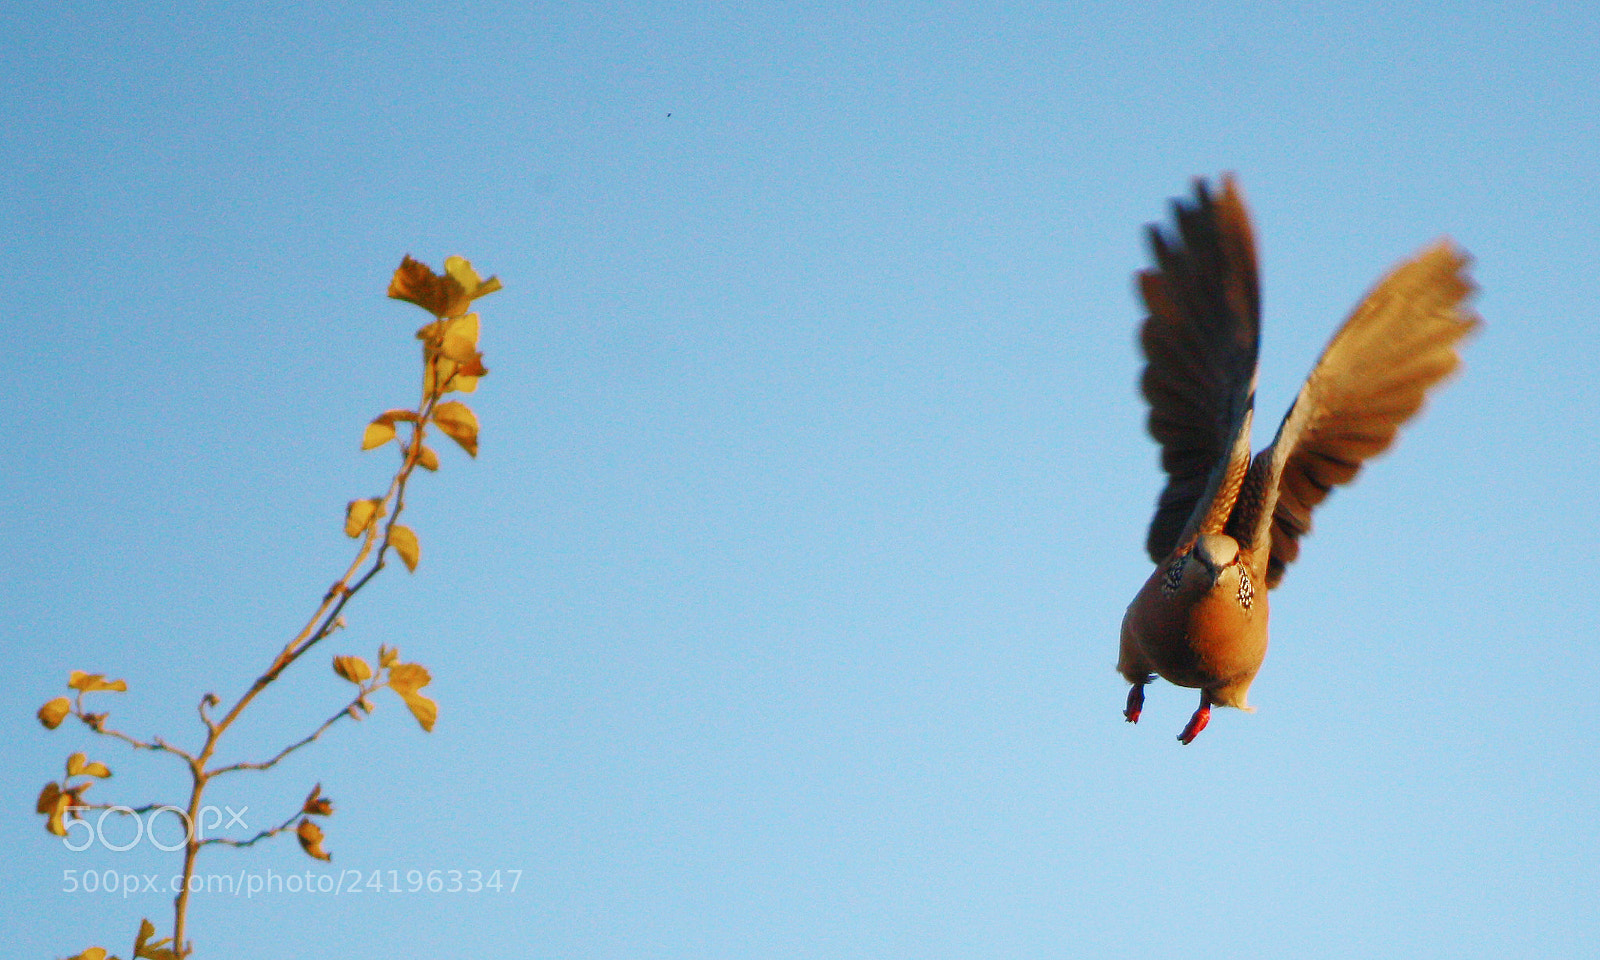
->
[1229,240,1479,587]
[1138,176,1262,563]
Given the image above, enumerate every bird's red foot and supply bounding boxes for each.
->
[1124,684,1145,723]
[1177,702,1211,744]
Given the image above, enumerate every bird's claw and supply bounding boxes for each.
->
[1177,702,1211,744]
[1124,684,1146,724]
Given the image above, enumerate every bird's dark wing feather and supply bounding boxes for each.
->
[1138,175,1262,562]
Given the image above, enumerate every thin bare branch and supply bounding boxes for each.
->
[199,807,302,850]
[209,696,366,777]
[78,801,169,816]
[199,693,221,734]
[81,713,196,763]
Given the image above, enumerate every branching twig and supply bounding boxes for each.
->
[34,255,495,960]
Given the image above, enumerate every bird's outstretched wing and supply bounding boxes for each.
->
[1228,240,1479,587]
[1138,175,1262,562]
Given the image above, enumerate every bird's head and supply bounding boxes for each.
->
[1192,533,1240,586]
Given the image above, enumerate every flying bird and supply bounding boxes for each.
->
[1118,176,1479,744]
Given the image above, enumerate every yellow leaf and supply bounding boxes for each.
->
[388,662,437,732]
[133,917,178,960]
[344,498,384,538]
[68,671,128,693]
[38,696,72,729]
[365,409,419,449]
[443,256,503,303]
[296,818,331,861]
[416,445,439,471]
[65,751,111,779]
[445,352,488,394]
[302,783,335,817]
[425,354,486,397]
[45,791,71,836]
[422,355,447,396]
[388,255,469,319]
[389,524,420,572]
[69,948,108,960]
[38,782,92,832]
[400,689,437,732]
[333,655,372,684]
[378,644,399,668]
[388,661,429,693]
[361,420,396,450]
[439,313,481,361]
[432,401,479,457]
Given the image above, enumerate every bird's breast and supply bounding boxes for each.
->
[1122,560,1269,693]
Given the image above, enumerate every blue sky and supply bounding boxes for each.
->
[5,1,1599,957]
